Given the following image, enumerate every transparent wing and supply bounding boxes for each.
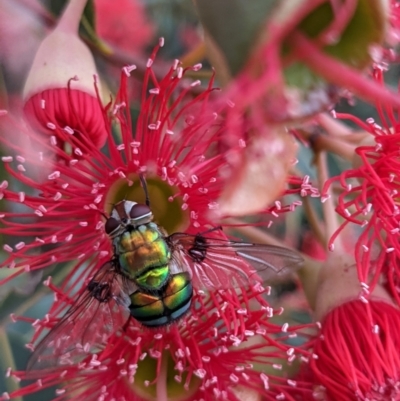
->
[26,261,132,377]
[168,233,303,289]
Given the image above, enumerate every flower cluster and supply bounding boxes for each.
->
[4,1,400,401]
[296,66,400,400]
[0,44,225,281]
[0,32,313,401]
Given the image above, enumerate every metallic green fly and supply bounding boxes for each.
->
[27,193,303,372]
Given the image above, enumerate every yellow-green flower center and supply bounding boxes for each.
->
[105,176,189,233]
[129,353,201,401]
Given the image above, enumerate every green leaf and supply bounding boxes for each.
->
[296,0,387,69]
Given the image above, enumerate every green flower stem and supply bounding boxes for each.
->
[315,151,344,252]
[0,328,23,401]
[80,14,113,55]
[301,193,325,247]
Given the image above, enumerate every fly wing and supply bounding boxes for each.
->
[168,233,303,289]
[25,261,131,377]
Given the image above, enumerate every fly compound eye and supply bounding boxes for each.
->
[129,204,152,220]
[105,217,120,235]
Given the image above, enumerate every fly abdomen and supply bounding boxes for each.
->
[129,292,165,325]
[129,272,193,327]
[162,272,192,313]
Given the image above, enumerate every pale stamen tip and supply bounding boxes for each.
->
[123,65,137,77]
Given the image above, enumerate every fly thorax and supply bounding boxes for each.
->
[116,225,171,281]
[115,228,159,254]
[135,266,170,291]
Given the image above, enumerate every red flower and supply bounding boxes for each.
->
[289,251,400,401]
[322,68,400,302]
[5,280,313,401]
[308,299,400,401]
[0,42,226,284]
[0,42,313,400]
[0,39,311,286]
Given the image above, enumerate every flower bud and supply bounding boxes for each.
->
[303,248,400,401]
[23,0,107,149]
[314,253,393,321]
[217,125,297,216]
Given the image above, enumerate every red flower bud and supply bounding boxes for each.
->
[23,0,107,150]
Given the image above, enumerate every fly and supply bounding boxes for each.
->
[26,177,304,373]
